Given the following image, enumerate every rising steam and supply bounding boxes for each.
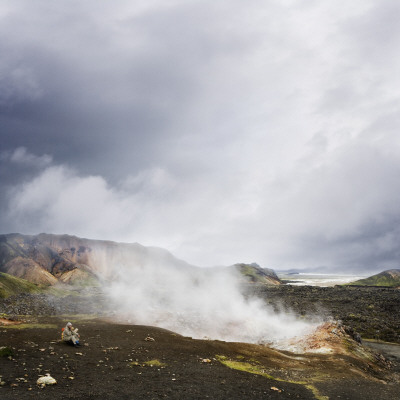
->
[97,247,319,345]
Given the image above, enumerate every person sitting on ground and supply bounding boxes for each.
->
[63,322,81,347]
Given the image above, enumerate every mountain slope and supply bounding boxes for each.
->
[0,272,41,298]
[348,269,400,287]
[5,257,58,285]
[233,263,282,285]
[0,233,196,286]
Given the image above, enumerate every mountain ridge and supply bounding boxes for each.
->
[0,233,281,287]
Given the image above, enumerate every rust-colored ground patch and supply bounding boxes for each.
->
[0,318,21,326]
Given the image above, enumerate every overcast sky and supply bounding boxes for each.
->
[1,0,400,272]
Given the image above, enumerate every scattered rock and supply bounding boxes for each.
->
[37,374,57,386]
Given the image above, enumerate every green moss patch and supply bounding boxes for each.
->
[216,355,328,400]
[143,359,167,367]
[129,359,167,368]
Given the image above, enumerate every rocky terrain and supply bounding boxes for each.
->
[0,316,399,399]
[0,281,399,398]
[250,285,400,344]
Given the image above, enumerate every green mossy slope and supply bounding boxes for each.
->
[235,263,282,285]
[348,269,400,287]
[0,272,41,298]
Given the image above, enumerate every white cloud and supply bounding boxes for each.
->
[7,165,133,239]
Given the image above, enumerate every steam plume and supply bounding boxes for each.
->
[101,252,318,344]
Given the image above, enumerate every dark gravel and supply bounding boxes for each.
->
[1,318,399,399]
[250,284,400,343]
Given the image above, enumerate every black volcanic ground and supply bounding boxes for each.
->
[252,285,400,344]
[0,285,400,399]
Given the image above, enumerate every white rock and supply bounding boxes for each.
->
[37,374,57,386]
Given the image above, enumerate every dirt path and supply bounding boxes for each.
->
[1,317,399,399]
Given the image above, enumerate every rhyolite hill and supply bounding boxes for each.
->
[0,233,281,290]
[348,269,400,288]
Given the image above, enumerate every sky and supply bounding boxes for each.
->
[1,0,400,272]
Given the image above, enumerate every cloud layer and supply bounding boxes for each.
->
[1,1,400,271]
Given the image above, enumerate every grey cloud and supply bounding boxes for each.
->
[1,1,400,272]
[0,3,197,174]
[253,140,400,271]
[1,0,275,184]
[293,217,400,273]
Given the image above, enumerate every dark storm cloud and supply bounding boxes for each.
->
[1,1,400,271]
[0,0,256,180]
[0,20,179,176]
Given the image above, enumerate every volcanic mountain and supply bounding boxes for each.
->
[0,233,281,287]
